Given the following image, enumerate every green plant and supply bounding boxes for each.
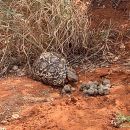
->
[112,113,130,128]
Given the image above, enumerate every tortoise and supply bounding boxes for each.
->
[32,52,78,86]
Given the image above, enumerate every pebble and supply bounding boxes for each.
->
[11,113,20,119]
[87,88,95,96]
[62,84,72,94]
[79,83,87,91]
[102,79,111,85]
[94,89,98,95]
[105,84,111,88]
[83,89,88,94]
[98,88,104,96]
[71,87,76,91]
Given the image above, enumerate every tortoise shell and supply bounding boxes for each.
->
[32,52,68,86]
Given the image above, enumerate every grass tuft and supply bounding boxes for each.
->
[112,113,130,128]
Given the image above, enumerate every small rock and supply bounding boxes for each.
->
[83,89,88,94]
[98,88,104,95]
[103,86,109,91]
[98,83,110,95]
[11,113,20,119]
[102,79,111,85]
[62,84,72,94]
[103,85,110,95]
[80,81,98,96]
[0,120,8,124]
[98,84,104,95]
[94,88,98,95]
[90,83,98,90]
[86,88,95,96]
[105,84,111,88]
[79,83,87,91]
[79,80,83,83]
[93,81,99,85]
[71,87,76,91]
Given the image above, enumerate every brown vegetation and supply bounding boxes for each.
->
[0,0,127,76]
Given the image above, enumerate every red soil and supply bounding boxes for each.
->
[0,65,130,130]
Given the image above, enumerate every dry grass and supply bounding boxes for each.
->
[0,0,124,76]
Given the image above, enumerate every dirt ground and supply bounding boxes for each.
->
[0,64,129,130]
[0,0,130,130]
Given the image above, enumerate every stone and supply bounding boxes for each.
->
[62,84,72,94]
[102,79,111,85]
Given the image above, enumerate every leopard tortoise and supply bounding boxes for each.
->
[32,52,78,86]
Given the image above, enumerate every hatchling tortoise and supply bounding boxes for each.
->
[32,52,78,86]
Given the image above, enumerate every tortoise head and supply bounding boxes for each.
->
[66,67,78,82]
